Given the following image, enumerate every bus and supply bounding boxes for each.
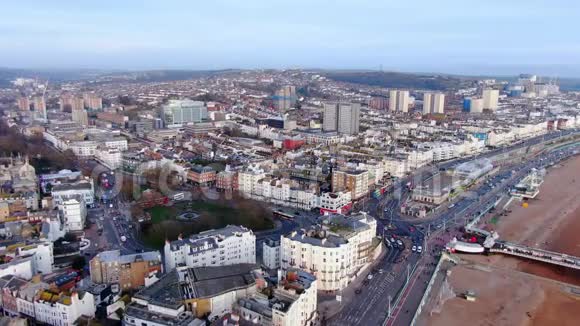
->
[273,210,294,220]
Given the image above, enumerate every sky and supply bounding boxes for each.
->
[2,0,580,76]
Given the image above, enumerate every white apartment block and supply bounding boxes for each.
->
[482,89,499,111]
[51,179,94,207]
[388,90,411,112]
[318,191,352,215]
[252,178,318,210]
[17,242,54,275]
[423,92,445,114]
[59,198,87,232]
[262,238,281,270]
[238,168,266,195]
[103,138,128,151]
[0,257,35,280]
[68,141,98,158]
[383,156,411,178]
[404,149,434,169]
[33,290,95,326]
[95,147,122,169]
[163,225,256,272]
[280,213,377,291]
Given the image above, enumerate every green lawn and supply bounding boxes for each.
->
[141,200,274,249]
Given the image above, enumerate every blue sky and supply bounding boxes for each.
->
[2,0,580,76]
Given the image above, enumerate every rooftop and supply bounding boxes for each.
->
[94,249,161,265]
[125,303,196,326]
[167,225,252,252]
[134,264,259,308]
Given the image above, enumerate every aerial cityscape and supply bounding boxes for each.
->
[1,1,580,326]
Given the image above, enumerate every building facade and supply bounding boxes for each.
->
[163,225,256,272]
[90,250,163,291]
[280,213,377,291]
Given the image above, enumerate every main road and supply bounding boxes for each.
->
[328,129,579,326]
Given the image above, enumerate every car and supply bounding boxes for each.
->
[417,246,423,253]
[396,240,403,246]
[448,203,455,209]
[367,274,373,280]
[390,237,395,243]
[412,245,417,252]
[99,217,104,221]
[378,269,384,274]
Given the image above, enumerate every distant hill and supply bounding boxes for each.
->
[100,69,237,82]
[324,71,469,91]
[0,68,236,87]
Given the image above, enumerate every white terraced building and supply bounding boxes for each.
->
[163,225,256,272]
[280,212,377,291]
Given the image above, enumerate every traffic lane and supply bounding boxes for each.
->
[330,248,405,326]
[358,253,423,325]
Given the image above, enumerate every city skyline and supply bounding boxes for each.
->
[2,1,580,76]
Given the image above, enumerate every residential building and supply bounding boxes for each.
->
[0,257,35,280]
[0,192,39,211]
[59,93,74,111]
[89,250,163,291]
[237,167,266,195]
[162,99,207,126]
[17,97,30,111]
[216,171,238,191]
[470,97,484,113]
[317,191,352,215]
[15,242,54,275]
[95,146,122,169]
[482,89,499,111]
[369,96,388,110]
[187,165,216,185]
[82,92,103,110]
[33,96,47,119]
[323,102,361,135]
[163,225,256,272]
[280,213,377,291]
[71,97,85,112]
[273,86,297,110]
[58,198,86,232]
[262,238,281,270]
[332,169,369,200]
[236,269,317,326]
[0,275,31,317]
[51,179,94,207]
[124,264,260,324]
[96,112,127,127]
[322,103,339,132]
[33,289,95,326]
[423,92,445,114]
[0,241,54,279]
[71,107,88,126]
[389,90,410,113]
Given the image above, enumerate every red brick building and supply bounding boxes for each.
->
[187,165,216,185]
